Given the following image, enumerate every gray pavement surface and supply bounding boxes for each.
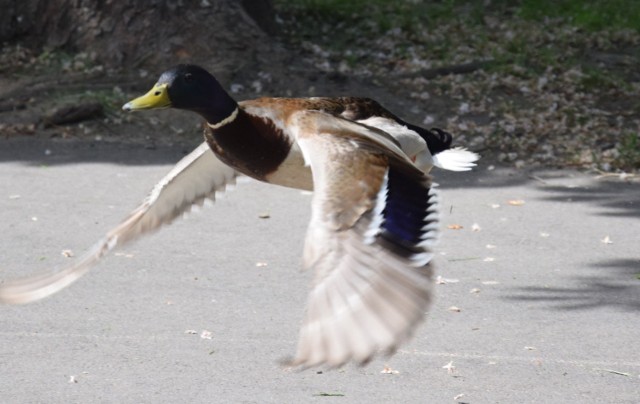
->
[1,138,639,403]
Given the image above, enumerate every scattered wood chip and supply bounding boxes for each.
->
[437,276,460,284]
[601,235,613,244]
[258,212,270,219]
[490,203,501,209]
[486,244,496,249]
[256,262,268,267]
[508,199,526,206]
[447,224,464,230]
[381,365,400,374]
[184,329,198,335]
[539,232,550,237]
[8,194,21,200]
[453,393,465,401]
[200,330,213,340]
[524,346,537,351]
[481,280,500,285]
[68,375,78,383]
[471,223,481,232]
[470,288,481,294]
[61,249,74,258]
[31,216,38,221]
[448,306,462,312]
[483,257,495,262]
[114,252,134,258]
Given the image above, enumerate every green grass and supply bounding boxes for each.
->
[615,133,640,170]
[276,0,640,32]
[517,0,640,31]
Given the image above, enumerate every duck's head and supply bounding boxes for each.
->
[122,64,237,125]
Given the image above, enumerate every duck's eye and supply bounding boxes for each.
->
[184,73,193,82]
[154,91,161,96]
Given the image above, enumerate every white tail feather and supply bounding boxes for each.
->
[432,147,479,171]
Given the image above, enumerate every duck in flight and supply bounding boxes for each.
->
[0,65,478,368]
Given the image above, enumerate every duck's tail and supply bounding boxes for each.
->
[433,147,479,171]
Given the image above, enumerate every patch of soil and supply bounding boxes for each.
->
[1,4,639,173]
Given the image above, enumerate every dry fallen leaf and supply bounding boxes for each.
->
[508,199,526,206]
[442,361,456,374]
[447,224,464,230]
[258,212,271,219]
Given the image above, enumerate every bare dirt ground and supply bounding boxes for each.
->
[1,6,639,174]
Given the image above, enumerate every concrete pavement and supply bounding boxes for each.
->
[1,138,639,403]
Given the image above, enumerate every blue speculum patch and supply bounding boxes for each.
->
[381,169,433,246]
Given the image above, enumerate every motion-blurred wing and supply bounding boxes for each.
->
[0,142,238,304]
[287,112,439,368]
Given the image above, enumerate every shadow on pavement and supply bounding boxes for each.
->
[0,137,199,166]
[2,137,639,219]
[504,258,640,311]
[538,179,640,219]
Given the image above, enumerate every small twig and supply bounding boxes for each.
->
[592,169,640,181]
[447,257,482,262]
[395,59,502,80]
[528,175,549,185]
[42,103,104,127]
[593,368,631,377]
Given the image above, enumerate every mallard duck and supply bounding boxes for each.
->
[0,65,478,368]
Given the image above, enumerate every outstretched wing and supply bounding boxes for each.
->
[0,142,238,304]
[287,111,439,368]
